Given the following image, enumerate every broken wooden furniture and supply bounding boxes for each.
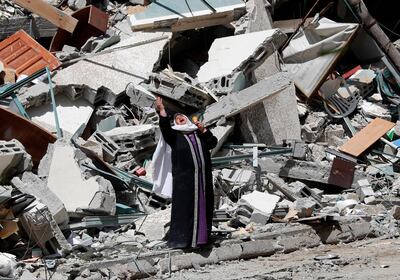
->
[11,0,108,51]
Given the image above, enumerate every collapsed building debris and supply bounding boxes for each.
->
[1,0,400,278]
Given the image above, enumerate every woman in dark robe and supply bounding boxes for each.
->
[155,97,218,249]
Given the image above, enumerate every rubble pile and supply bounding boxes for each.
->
[1,0,400,278]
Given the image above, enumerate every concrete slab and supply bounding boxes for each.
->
[45,140,116,215]
[203,72,292,126]
[210,122,235,156]
[239,81,301,145]
[53,32,171,96]
[26,94,94,137]
[197,29,286,83]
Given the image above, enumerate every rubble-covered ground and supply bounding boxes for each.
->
[169,237,400,280]
[2,0,400,279]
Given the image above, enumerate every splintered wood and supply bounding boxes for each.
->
[339,118,395,157]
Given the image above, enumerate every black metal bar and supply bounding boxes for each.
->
[199,0,217,12]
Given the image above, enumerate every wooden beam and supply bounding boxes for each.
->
[12,0,78,33]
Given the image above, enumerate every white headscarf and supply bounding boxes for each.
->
[151,114,197,197]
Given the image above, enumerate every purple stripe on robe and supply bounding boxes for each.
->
[188,133,208,245]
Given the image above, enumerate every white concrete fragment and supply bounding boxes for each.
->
[239,190,280,217]
[46,141,115,214]
[27,95,94,137]
[197,29,287,83]
[336,199,358,213]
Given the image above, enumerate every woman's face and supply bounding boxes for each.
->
[175,114,187,125]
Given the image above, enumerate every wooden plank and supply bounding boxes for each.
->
[339,118,395,157]
[13,0,78,33]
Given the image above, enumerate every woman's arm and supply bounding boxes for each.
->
[156,97,176,145]
[196,121,218,150]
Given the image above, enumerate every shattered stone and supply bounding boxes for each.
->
[293,198,316,218]
[301,112,327,143]
[11,172,69,225]
[19,201,71,255]
[360,100,391,120]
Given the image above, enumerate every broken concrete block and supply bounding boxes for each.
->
[242,0,273,34]
[239,190,280,220]
[142,72,212,109]
[90,131,120,162]
[0,252,16,278]
[53,32,171,97]
[363,196,376,205]
[126,83,156,108]
[203,72,293,126]
[11,172,69,225]
[319,124,345,146]
[292,141,307,159]
[210,122,235,156]
[239,80,301,145]
[0,140,32,183]
[140,107,159,126]
[197,29,287,83]
[221,168,255,189]
[293,198,316,218]
[336,199,358,214]
[356,182,375,201]
[205,71,246,97]
[43,140,116,215]
[301,112,327,143]
[104,125,156,153]
[19,201,71,255]
[347,69,376,97]
[266,173,299,201]
[250,209,270,225]
[68,0,87,10]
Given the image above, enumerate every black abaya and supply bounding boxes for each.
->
[159,115,217,248]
